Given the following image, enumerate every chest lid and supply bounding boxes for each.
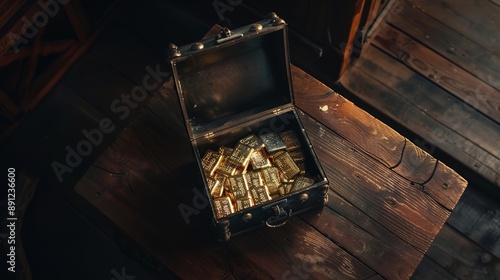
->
[169,14,293,141]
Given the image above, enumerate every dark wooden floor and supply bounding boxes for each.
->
[338,0,500,279]
[1,0,498,279]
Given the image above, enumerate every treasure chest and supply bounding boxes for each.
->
[168,13,329,241]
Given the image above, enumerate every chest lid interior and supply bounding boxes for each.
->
[169,16,293,141]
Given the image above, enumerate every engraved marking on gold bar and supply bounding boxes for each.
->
[229,175,248,199]
[249,185,271,205]
[213,197,234,219]
[260,167,281,195]
[244,170,264,188]
[250,148,272,169]
[206,177,219,191]
[236,196,254,211]
[291,176,315,192]
[228,143,254,167]
[240,134,265,149]
[219,146,234,157]
[216,157,238,176]
[274,152,300,180]
[279,130,301,151]
[201,150,222,176]
[259,132,286,153]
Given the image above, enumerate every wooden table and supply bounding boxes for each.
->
[73,26,468,279]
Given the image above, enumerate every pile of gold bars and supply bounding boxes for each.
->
[201,131,315,219]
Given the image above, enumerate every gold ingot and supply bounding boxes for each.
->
[249,185,271,205]
[279,130,301,151]
[240,134,265,149]
[213,197,234,219]
[259,132,286,153]
[236,196,254,211]
[274,152,300,181]
[260,167,281,195]
[216,157,238,176]
[210,178,225,197]
[206,177,219,191]
[228,143,254,167]
[219,146,234,157]
[201,150,222,176]
[291,176,315,192]
[229,175,249,199]
[244,170,264,188]
[250,148,272,169]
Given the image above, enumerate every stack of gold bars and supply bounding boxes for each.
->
[201,131,315,219]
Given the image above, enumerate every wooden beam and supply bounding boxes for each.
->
[0,39,77,67]
[63,0,91,41]
[20,25,45,107]
[27,0,127,113]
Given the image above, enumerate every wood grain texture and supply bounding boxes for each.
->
[340,55,500,186]
[387,0,500,91]
[299,111,452,252]
[294,67,406,169]
[392,139,437,185]
[422,161,468,211]
[425,224,500,280]
[372,23,500,124]
[407,0,499,56]
[446,186,500,259]
[352,45,500,161]
[301,191,424,279]
[74,90,376,279]
[227,218,375,279]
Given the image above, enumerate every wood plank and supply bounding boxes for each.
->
[411,255,458,280]
[227,218,375,279]
[299,111,452,252]
[61,53,152,126]
[372,23,500,124]
[356,45,500,160]
[293,67,407,170]
[392,139,437,185]
[44,84,120,145]
[63,0,91,41]
[408,0,500,56]
[422,161,468,211]
[425,224,500,280]
[75,96,376,279]
[340,51,500,186]
[301,191,424,279]
[446,186,500,259]
[387,0,500,91]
